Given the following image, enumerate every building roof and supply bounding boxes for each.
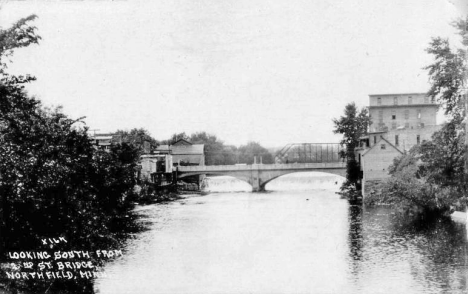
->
[172,144,204,155]
[362,137,403,156]
[92,136,113,140]
[367,131,387,135]
[155,144,204,155]
[369,93,427,97]
[369,104,437,108]
[155,145,171,152]
[173,139,192,146]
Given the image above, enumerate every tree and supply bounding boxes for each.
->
[190,132,226,165]
[116,128,158,154]
[418,122,466,188]
[0,14,42,254]
[370,123,466,215]
[370,18,468,216]
[238,141,274,164]
[424,18,467,123]
[0,15,40,84]
[161,132,190,145]
[0,15,142,293]
[0,84,140,250]
[221,145,239,165]
[332,102,370,188]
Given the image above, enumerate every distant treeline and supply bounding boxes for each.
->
[116,130,275,165]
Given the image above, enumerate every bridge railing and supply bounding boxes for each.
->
[177,162,346,172]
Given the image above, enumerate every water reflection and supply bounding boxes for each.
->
[347,205,468,293]
[91,176,468,294]
[348,205,363,264]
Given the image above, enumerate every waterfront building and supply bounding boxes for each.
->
[154,139,205,166]
[366,93,439,150]
[140,139,205,185]
[357,93,441,196]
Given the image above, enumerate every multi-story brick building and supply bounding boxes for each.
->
[367,93,438,150]
[357,93,441,196]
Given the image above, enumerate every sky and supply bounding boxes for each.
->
[0,0,467,147]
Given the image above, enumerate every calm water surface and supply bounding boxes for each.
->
[95,175,468,294]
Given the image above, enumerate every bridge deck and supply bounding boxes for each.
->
[178,162,346,173]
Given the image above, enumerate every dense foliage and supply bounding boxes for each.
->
[332,102,370,188]
[0,15,142,293]
[116,128,158,154]
[162,132,275,165]
[190,132,231,165]
[425,18,467,123]
[237,141,274,164]
[367,122,467,215]
[366,17,468,217]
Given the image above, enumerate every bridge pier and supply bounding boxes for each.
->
[251,181,266,192]
[249,168,266,192]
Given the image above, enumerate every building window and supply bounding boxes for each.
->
[394,97,398,105]
[420,123,425,128]
[417,135,420,144]
[395,135,399,146]
[408,97,412,104]
[381,144,386,150]
[374,136,377,144]
[377,97,382,105]
[391,110,396,120]
[404,110,409,119]
[392,122,397,129]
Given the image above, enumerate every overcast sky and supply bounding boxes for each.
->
[1,0,467,147]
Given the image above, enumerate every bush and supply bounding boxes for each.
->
[375,123,468,217]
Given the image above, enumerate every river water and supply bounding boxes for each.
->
[94,174,468,294]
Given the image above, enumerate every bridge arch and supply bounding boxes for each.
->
[177,162,346,192]
[179,169,346,192]
[178,172,258,191]
[260,171,346,191]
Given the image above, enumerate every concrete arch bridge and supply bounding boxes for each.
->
[177,162,346,192]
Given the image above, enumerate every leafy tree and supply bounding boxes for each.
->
[425,17,468,123]
[418,122,466,188]
[238,141,274,164]
[116,128,158,154]
[0,15,41,80]
[221,145,239,165]
[190,132,226,165]
[332,102,370,188]
[165,132,190,144]
[0,15,141,293]
[0,83,140,250]
[370,122,466,214]
[372,18,468,216]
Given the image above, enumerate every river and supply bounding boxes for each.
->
[94,173,468,294]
